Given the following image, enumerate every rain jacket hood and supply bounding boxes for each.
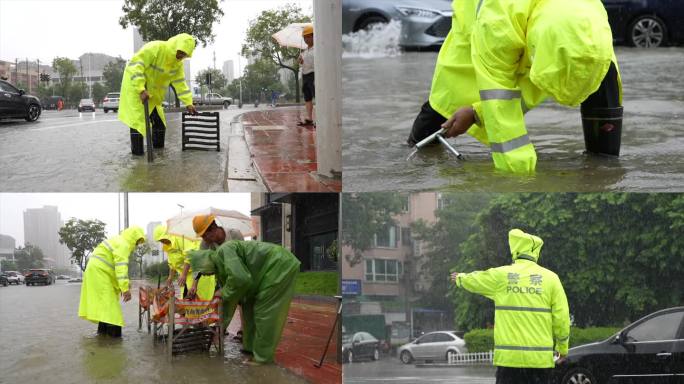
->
[509,228,543,262]
[122,226,146,246]
[527,0,613,106]
[167,33,196,59]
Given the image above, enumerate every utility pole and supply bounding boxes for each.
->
[238,54,243,108]
[79,59,84,99]
[26,57,29,92]
[37,59,40,93]
[213,50,216,70]
[123,192,129,229]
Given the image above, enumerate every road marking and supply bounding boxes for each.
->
[32,119,121,132]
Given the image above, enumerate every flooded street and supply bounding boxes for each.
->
[342,47,684,192]
[343,358,495,384]
[0,281,306,384]
[0,106,264,192]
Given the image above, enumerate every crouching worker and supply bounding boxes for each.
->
[189,240,300,364]
[153,225,215,300]
[118,33,198,156]
[78,226,146,337]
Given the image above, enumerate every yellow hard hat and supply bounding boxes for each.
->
[302,25,313,36]
[192,214,216,236]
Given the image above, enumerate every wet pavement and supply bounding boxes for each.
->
[0,106,264,192]
[343,357,495,383]
[342,47,684,192]
[242,107,342,192]
[0,280,308,384]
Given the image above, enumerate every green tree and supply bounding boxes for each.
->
[242,3,311,103]
[130,243,150,279]
[102,58,126,92]
[14,244,45,271]
[92,82,107,104]
[341,193,406,268]
[242,59,284,103]
[52,57,77,101]
[1,259,17,271]
[69,82,87,104]
[58,218,107,272]
[446,193,684,330]
[195,67,227,93]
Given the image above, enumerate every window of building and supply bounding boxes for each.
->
[365,259,403,282]
[374,225,397,248]
[401,227,412,246]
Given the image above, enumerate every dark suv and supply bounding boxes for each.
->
[0,80,41,122]
[553,306,684,384]
[25,269,55,286]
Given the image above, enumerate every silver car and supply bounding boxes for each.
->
[342,0,453,48]
[397,331,467,364]
[103,92,120,113]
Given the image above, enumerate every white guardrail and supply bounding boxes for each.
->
[448,351,494,365]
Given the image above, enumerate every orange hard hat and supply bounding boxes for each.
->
[192,214,216,236]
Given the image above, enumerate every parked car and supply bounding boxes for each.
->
[0,79,42,122]
[0,273,8,287]
[553,306,684,384]
[5,271,24,285]
[398,331,467,364]
[342,0,453,48]
[194,93,233,108]
[342,331,381,363]
[603,0,684,47]
[102,92,120,113]
[78,98,96,112]
[25,269,55,286]
[56,275,70,280]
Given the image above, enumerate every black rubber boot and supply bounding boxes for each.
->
[130,129,144,156]
[150,108,166,149]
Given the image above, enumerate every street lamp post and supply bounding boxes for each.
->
[237,54,243,108]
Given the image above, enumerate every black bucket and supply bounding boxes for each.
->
[581,106,623,156]
[130,128,144,156]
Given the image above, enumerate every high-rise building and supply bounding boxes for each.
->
[146,221,162,264]
[222,60,234,83]
[23,206,70,268]
[0,234,16,264]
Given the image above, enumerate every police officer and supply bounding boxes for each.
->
[451,229,570,384]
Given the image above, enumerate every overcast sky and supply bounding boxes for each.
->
[0,0,312,80]
[0,193,251,246]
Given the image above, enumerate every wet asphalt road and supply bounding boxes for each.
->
[342,47,684,192]
[343,357,496,384]
[0,106,262,192]
[0,280,306,384]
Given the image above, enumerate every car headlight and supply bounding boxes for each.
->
[396,7,442,18]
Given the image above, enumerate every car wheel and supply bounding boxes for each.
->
[356,15,388,32]
[372,348,379,361]
[25,103,41,122]
[628,15,667,48]
[346,350,353,364]
[104,109,108,113]
[562,367,597,384]
[400,350,413,364]
[223,101,230,109]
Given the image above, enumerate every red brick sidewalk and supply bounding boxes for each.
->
[241,107,341,192]
[227,296,341,384]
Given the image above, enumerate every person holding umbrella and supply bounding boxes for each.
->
[78,226,146,338]
[118,33,198,156]
[298,25,315,126]
[189,214,300,364]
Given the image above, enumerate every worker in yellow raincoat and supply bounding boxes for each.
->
[408,0,622,173]
[153,225,215,300]
[118,33,198,155]
[78,226,146,337]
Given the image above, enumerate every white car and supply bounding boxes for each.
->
[103,92,120,113]
[397,331,467,364]
[5,271,24,285]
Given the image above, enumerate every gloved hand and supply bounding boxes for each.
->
[442,107,475,138]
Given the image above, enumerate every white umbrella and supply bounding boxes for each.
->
[272,22,312,49]
[166,207,256,240]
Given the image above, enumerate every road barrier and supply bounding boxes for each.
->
[448,351,494,365]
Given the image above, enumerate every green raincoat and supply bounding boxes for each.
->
[153,225,215,300]
[79,226,145,327]
[429,0,622,173]
[118,33,196,136]
[454,229,570,368]
[190,240,301,363]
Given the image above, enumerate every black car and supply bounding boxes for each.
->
[0,80,41,122]
[25,269,55,286]
[0,273,8,287]
[342,331,381,363]
[603,0,684,47]
[553,306,684,384]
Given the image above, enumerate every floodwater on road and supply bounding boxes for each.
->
[0,281,306,384]
[343,358,495,384]
[342,47,684,192]
[0,106,260,192]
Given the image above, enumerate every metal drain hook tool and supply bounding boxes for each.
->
[407,128,464,161]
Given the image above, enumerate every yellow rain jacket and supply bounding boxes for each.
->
[118,33,196,136]
[153,225,215,300]
[429,0,622,173]
[78,226,145,327]
[454,229,570,368]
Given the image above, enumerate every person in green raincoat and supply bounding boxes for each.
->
[189,238,300,364]
[118,33,198,155]
[78,226,146,337]
[153,225,215,300]
[408,0,622,173]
